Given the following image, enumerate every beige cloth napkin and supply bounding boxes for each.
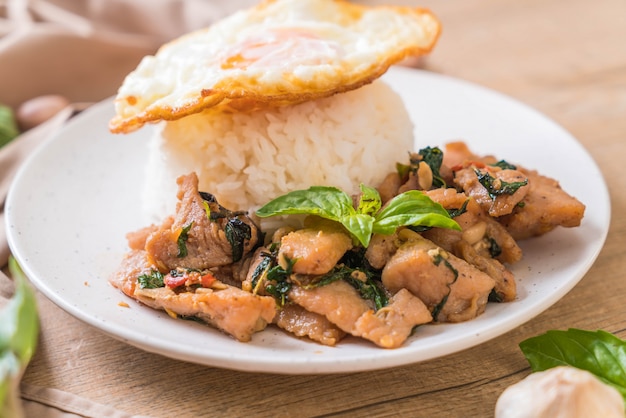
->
[0,0,257,416]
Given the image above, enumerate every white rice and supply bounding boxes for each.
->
[143,79,414,221]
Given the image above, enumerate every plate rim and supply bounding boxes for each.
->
[5,67,611,374]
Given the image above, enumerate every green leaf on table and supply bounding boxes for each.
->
[0,104,19,148]
[0,257,39,417]
[519,328,626,400]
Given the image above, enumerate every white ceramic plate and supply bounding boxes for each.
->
[6,67,610,374]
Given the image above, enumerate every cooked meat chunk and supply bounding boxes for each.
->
[135,285,275,342]
[278,218,353,275]
[424,188,523,265]
[381,235,495,323]
[144,173,261,271]
[498,169,586,239]
[288,280,371,333]
[126,224,160,251]
[422,188,481,253]
[365,232,399,270]
[442,141,482,169]
[109,136,586,349]
[425,187,481,217]
[275,303,346,346]
[483,217,523,264]
[241,247,270,294]
[109,249,157,298]
[377,172,403,204]
[352,289,432,348]
[109,249,276,342]
[454,240,516,302]
[289,280,432,348]
[453,164,529,217]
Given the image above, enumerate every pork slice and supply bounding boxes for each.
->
[498,169,586,240]
[377,171,403,204]
[241,247,269,294]
[454,240,516,302]
[109,249,157,298]
[275,303,346,346]
[134,285,276,342]
[278,219,353,275]
[352,289,432,349]
[424,188,523,265]
[423,188,481,253]
[381,236,495,323]
[454,166,529,217]
[126,223,161,251]
[442,141,501,169]
[442,141,481,169]
[425,187,482,215]
[484,217,523,264]
[365,233,399,270]
[288,280,371,333]
[144,173,261,271]
[109,249,275,342]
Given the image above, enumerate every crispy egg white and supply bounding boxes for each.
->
[109,0,441,133]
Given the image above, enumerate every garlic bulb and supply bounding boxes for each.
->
[495,366,625,418]
[16,95,69,131]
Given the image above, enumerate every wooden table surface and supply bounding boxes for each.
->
[19,0,626,416]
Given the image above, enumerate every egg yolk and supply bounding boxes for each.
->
[221,28,344,70]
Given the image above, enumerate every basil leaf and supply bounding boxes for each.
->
[137,270,165,289]
[474,169,528,200]
[491,160,517,170]
[1,258,39,366]
[417,146,446,188]
[225,218,252,263]
[373,190,460,235]
[341,213,374,247]
[0,104,19,148]
[396,162,410,179]
[257,186,459,247]
[1,257,39,416]
[177,222,193,258]
[256,186,355,220]
[357,184,381,217]
[520,328,626,399]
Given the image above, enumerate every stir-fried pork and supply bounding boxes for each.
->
[275,303,346,346]
[110,137,586,348]
[498,169,586,239]
[352,289,432,348]
[442,141,481,167]
[145,173,261,271]
[381,234,495,323]
[109,249,157,298]
[454,240,516,302]
[278,218,353,275]
[109,249,276,342]
[364,233,398,270]
[289,280,371,332]
[289,280,431,348]
[453,163,530,217]
[377,172,403,204]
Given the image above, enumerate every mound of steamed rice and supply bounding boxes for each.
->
[143,79,415,221]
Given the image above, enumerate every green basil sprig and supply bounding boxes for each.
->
[0,104,19,148]
[519,328,626,400]
[0,257,39,417]
[256,184,460,247]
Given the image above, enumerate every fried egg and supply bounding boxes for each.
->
[109,0,441,133]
